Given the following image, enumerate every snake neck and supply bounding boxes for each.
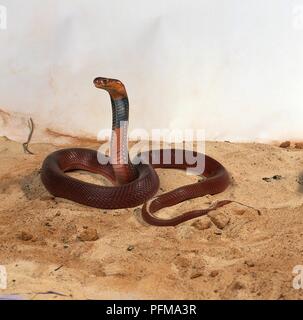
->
[109,95,138,185]
[94,77,138,184]
[111,97,129,129]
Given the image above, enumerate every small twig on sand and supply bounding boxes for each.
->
[54,265,63,272]
[30,291,68,300]
[23,117,34,155]
[34,291,67,297]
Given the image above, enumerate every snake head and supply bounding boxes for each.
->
[94,77,127,100]
[94,77,120,89]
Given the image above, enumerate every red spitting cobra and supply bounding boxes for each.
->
[41,77,231,226]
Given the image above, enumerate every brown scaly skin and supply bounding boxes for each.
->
[41,77,232,226]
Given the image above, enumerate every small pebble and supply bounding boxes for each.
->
[279,141,290,148]
[190,272,203,279]
[191,217,211,230]
[210,270,219,277]
[263,175,282,182]
[127,245,135,251]
[209,212,230,229]
[245,260,255,267]
[295,142,303,149]
[78,228,99,242]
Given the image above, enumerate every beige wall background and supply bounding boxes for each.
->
[0,0,303,143]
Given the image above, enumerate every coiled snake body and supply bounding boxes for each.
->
[41,78,231,226]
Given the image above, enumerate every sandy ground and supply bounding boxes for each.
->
[1,136,303,300]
